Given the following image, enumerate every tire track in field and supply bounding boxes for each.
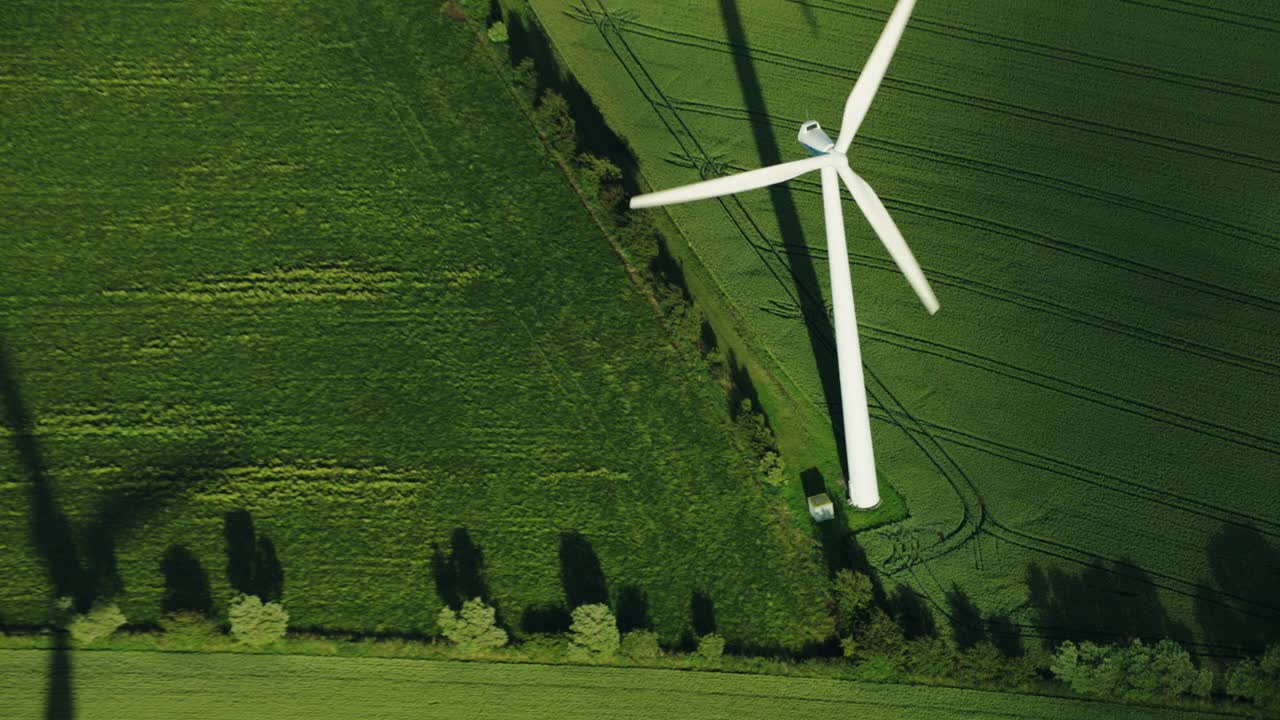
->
[790,0,1280,104]
[861,323,1280,459]
[574,0,1280,649]
[868,406,1280,634]
[774,249,1280,382]
[1117,0,1280,34]
[759,165,1280,317]
[612,21,1280,174]
[668,97,1280,252]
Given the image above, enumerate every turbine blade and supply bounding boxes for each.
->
[630,155,834,210]
[833,0,917,154]
[837,165,939,314]
[820,166,880,509]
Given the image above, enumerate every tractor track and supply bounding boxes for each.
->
[791,0,1280,102]
[667,97,1280,251]
[610,21,1280,174]
[1117,0,1280,34]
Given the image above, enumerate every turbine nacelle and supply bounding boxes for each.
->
[798,121,837,156]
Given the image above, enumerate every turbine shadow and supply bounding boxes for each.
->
[718,0,850,485]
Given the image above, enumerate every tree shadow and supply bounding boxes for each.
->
[946,585,985,650]
[502,9,640,195]
[616,585,651,632]
[432,528,488,610]
[559,532,608,609]
[519,604,572,635]
[890,585,937,640]
[161,545,212,615]
[718,0,848,483]
[1195,523,1280,653]
[1026,559,1192,649]
[691,591,717,636]
[223,510,284,602]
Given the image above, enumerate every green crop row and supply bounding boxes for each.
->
[0,0,832,651]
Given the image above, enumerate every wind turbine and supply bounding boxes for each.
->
[630,0,938,510]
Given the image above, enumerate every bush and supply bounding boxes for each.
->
[437,598,507,654]
[486,21,508,44]
[694,633,725,661]
[228,594,288,646]
[67,601,127,647]
[159,611,221,648]
[846,609,906,661]
[1227,644,1280,706]
[620,630,661,660]
[831,569,874,636]
[1051,638,1201,700]
[535,91,576,155]
[568,603,619,660]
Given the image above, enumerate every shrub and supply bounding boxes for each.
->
[1190,667,1214,698]
[486,21,508,44]
[535,91,576,155]
[437,598,507,654]
[694,633,725,661]
[67,601,127,647]
[228,594,288,646]
[831,569,874,636]
[159,611,221,648]
[568,603,619,660]
[1227,644,1280,706]
[620,630,661,660]
[1051,638,1201,700]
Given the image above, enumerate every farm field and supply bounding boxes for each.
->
[0,0,832,649]
[0,649,1236,719]
[517,0,1280,653]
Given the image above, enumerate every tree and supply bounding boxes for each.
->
[620,630,661,660]
[831,569,874,636]
[437,598,507,654]
[694,633,725,661]
[67,601,127,647]
[1052,638,1201,700]
[1228,644,1280,707]
[228,594,288,646]
[568,603,619,660]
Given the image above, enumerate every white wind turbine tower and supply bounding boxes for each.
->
[630,0,938,510]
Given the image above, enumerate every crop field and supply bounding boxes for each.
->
[518,0,1280,654]
[0,0,833,649]
[0,649,1235,719]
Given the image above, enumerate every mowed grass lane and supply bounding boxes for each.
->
[0,0,831,648]
[0,650,1237,720]
[522,0,1280,651]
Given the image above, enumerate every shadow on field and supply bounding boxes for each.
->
[161,545,213,614]
[518,531,610,634]
[224,510,284,603]
[719,0,849,483]
[560,532,608,608]
[1026,559,1192,649]
[1195,523,1280,653]
[1,336,232,720]
[433,528,489,610]
[615,585,651,632]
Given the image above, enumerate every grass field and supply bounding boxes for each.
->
[0,649,1237,719]
[516,0,1280,654]
[0,0,834,649]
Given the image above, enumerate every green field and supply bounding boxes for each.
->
[516,0,1280,653]
[0,649,1236,719]
[0,0,833,649]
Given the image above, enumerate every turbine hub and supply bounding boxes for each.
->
[798,120,837,156]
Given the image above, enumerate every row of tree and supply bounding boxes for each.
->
[437,598,724,662]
